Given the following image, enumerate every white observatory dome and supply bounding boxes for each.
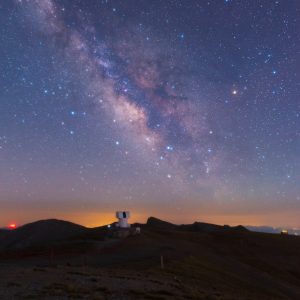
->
[116,211,130,228]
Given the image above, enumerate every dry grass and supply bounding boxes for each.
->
[1,227,300,299]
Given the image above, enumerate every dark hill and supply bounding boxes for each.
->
[181,221,248,232]
[181,221,224,232]
[0,219,88,250]
[146,217,178,229]
[146,217,248,233]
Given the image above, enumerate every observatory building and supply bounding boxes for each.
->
[116,211,130,228]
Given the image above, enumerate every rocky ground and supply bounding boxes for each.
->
[1,218,300,299]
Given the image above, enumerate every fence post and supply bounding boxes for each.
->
[160,255,164,269]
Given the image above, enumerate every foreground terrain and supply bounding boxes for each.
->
[1,217,300,299]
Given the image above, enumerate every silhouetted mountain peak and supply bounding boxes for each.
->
[233,225,248,232]
[146,217,177,229]
[0,217,249,252]
[0,219,87,250]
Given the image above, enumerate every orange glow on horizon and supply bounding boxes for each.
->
[2,208,300,229]
[8,223,17,229]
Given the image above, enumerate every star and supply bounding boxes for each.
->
[1,0,299,231]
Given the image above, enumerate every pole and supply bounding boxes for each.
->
[160,255,164,269]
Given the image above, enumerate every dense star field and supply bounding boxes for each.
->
[0,0,299,227]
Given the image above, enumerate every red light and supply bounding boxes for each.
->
[8,223,17,229]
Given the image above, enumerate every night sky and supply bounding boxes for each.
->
[1,0,299,227]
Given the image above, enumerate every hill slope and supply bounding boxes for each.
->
[1,217,300,299]
[0,219,88,250]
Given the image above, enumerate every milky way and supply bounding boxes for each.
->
[0,0,299,226]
